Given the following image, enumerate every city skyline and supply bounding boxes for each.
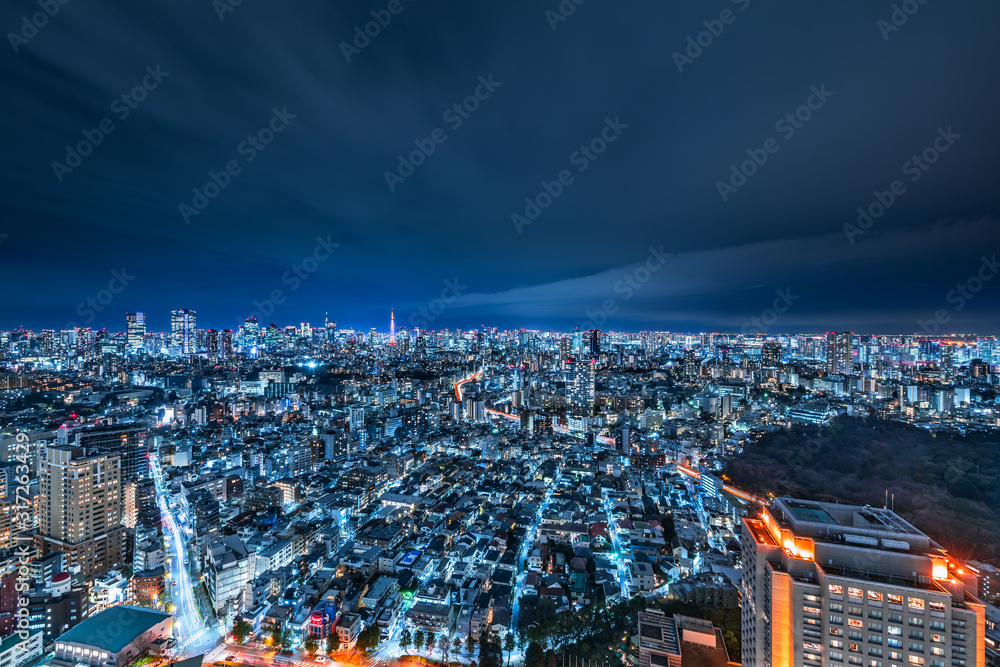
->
[10,310,1000,338]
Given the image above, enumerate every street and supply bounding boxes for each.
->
[151,457,225,659]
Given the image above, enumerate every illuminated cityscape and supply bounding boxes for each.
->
[0,322,998,667]
[3,2,1000,667]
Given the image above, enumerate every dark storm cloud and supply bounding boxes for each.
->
[1,0,999,332]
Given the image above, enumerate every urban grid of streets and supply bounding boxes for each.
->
[143,369,735,667]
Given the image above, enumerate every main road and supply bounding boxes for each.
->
[151,456,224,658]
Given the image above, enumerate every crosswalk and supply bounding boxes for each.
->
[178,625,216,652]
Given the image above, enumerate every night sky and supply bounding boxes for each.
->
[2,0,999,334]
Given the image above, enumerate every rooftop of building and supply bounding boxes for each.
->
[771,497,939,552]
[56,606,171,653]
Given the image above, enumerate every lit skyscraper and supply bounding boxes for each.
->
[125,312,145,351]
[826,331,853,375]
[941,343,955,382]
[588,329,600,357]
[683,348,699,378]
[389,309,396,346]
[762,340,782,368]
[171,308,197,354]
[565,356,595,415]
[206,329,220,357]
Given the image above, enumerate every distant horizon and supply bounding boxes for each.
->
[4,318,999,340]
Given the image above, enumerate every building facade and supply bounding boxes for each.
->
[741,497,985,667]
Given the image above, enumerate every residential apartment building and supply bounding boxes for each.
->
[35,446,125,579]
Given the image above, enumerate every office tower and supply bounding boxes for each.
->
[170,308,197,354]
[325,320,337,343]
[36,446,126,579]
[941,344,955,382]
[221,329,233,358]
[762,341,782,368]
[206,329,220,357]
[683,349,698,378]
[241,317,260,351]
[565,356,595,415]
[741,497,985,667]
[125,312,145,351]
[41,329,54,354]
[558,337,572,367]
[826,331,853,375]
[299,322,310,339]
[588,329,600,357]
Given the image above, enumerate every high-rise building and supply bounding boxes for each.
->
[123,478,157,529]
[35,446,126,579]
[73,424,148,481]
[170,308,197,354]
[941,344,955,382]
[240,317,260,352]
[683,349,699,378]
[389,310,396,347]
[588,329,600,357]
[206,329,220,357]
[125,312,145,351]
[565,357,595,415]
[221,329,233,358]
[741,497,985,667]
[762,341,782,368]
[826,331,853,375]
